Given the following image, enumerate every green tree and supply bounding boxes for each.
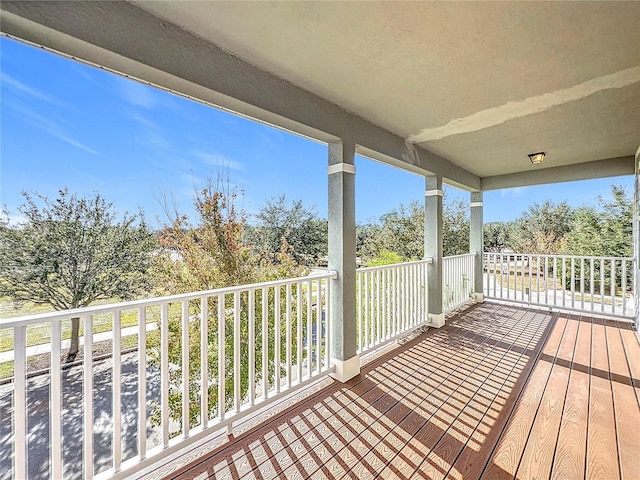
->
[151,180,309,433]
[0,188,154,360]
[246,195,328,266]
[366,248,404,267]
[484,222,515,252]
[443,194,469,256]
[357,189,470,262]
[510,200,574,254]
[563,185,632,258]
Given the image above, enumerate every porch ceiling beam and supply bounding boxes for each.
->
[0,1,481,191]
[481,156,635,191]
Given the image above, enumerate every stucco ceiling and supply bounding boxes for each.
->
[135,1,640,179]
[1,1,639,188]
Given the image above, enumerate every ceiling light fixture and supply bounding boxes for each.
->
[528,152,545,164]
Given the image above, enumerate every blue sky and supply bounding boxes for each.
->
[1,37,633,228]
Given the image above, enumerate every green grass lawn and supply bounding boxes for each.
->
[0,333,143,379]
[0,297,161,353]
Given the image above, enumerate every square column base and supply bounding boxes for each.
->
[330,355,360,382]
[429,313,446,328]
[474,293,485,302]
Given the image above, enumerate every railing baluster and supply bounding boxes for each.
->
[160,304,169,447]
[412,263,417,326]
[395,266,400,334]
[562,257,566,307]
[622,260,628,315]
[274,286,281,391]
[248,290,255,405]
[83,315,93,479]
[138,307,148,459]
[14,325,27,480]
[527,254,531,303]
[234,291,241,412]
[200,298,209,427]
[51,320,62,478]
[600,258,605,312]
[296,282,303,384]
[181,301,189,438]
[217,295,225,420]
[571,258,576,309]
[383,268,388,339]
[402,265,407,330]
[262,287,269,399]
[506,254,511,300]
[499,254,504,299]
[610,259,616,315]
[285,283,292,388]
[543,256,549,305]
[357,271,363,351]
[113,311,122,471]
[535,255,539,303]
[325,278,331,369]
[590,259,595,311]
[315,279,321,372]
[492,254,497,298]
[553,257,557,306]
[306,281,312,379]
[364,271,369,350]
[376,269,381,343]
[580,258,585,311]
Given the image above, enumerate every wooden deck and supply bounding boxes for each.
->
[167,302,640,480]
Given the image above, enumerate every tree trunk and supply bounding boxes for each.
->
[66,316,80,362]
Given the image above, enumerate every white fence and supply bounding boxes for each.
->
[356,259,431,355]
[12,251,631,480]
[0,271,336,480]
[484,253,635,318]
[442,253,476,313]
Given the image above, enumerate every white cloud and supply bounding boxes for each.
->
[1,72,69,108]
[115,77,157,109]
[500,186,527,198]
[3,213,28,227]
[6,100,98,155]
[197,153,245,172]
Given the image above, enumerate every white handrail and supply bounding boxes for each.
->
[483,252,635,318]
[0,270,337,328]
[1,270,337,479]
[356,258,432,355]
[443,253,476,313]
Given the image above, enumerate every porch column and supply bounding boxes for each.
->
[470,191,484,302]
[425,175,445,327]
[328,141,360,382]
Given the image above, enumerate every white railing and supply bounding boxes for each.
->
[356,259,431,356]
[0,270,336,480]
[443,253,476,313]
[484,253,635,318]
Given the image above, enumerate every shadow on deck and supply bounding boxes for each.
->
[158,302,640,480]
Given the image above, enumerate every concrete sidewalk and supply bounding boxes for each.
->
[0,323,157,363]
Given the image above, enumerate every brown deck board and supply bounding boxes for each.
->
[413,313,549,479]
[617,320,640,408]
[516,314,579,479]
[164,303,640,480]
[479,315,569,480]
[605,319,640,480]
[550,315,590,480]
[587,317,621,480]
